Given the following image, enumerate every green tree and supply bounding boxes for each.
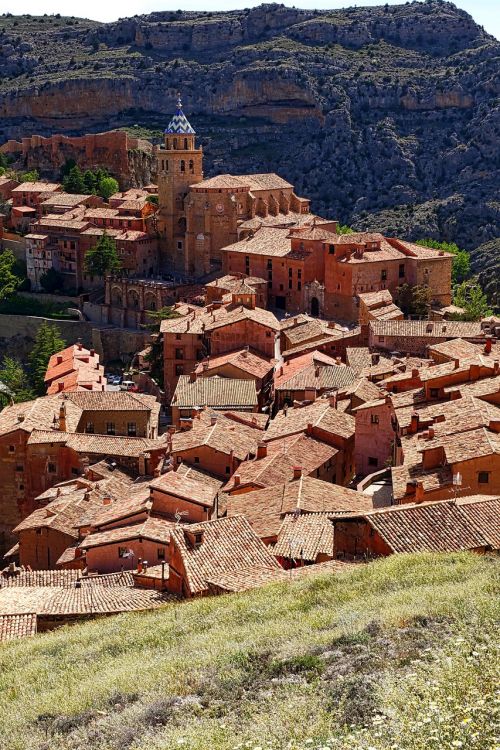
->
[0,356,34,403]
[63,165,85,194]
[82,169,98,195]
[395,283,432,318]
[20,170,39,183]
[98,176,119,201]
[40,267,64,293]
[452,280,492,321]
[337,224,354,234]
[146,194,159,206]
[0,249,22,302]
[28,322,66,395]
[416,238,471,285]
[142,306,181,388]
[84,232,121,279]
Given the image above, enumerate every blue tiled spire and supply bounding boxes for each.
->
[164,93,196,135]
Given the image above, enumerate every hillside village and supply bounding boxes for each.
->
[0,96,499,645]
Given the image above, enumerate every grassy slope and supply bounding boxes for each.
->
[0,553,498,750]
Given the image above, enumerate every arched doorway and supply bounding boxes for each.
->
[311,297,320,317]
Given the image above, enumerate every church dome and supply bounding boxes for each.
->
[164,94,196,135]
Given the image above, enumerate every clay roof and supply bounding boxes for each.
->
[0,569,80,587]
[456,495,500,549]
[41,193,91,207]
[195,348,274,380]
[62,432,163,458]
[358,289,394,308]
[172,375,258,410]
[194,174,250,190]
[174,463,224,493]
[288,225,337,242]
[223,227,293,257]
[238,212,325,231]
[160,302,280,335]
[346,347,372,374]
[13,489,103,539]
[265,399,355,442]
[66,391,157,411]
[227,477,373,539]
[169,515,280,596]
[12,182,61,193]
[274,350,338,388]
[206,274,266,291]
[80,517,174,550]
[0,395,84,437]
[370,320,483,339]
[274,512,333,562]
[171,409,263,461]
[149,469,219,508]
[283,318,328,346]
[90,490,152,530]
[342,499,493,553]
[427,338,483,362]
[45,344,100,382]
[237,173,293,191]
[0,613,37,642]
[275,362,357,392]
[224,433,338,492]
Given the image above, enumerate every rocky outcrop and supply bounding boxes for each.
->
[0,1,498,250]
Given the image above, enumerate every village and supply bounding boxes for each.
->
[0,97,499,644]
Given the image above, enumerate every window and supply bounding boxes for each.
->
[430,388,439,399]
[288,280,292,290]
[180,160,185,172]
[118,547,129,558]
[266,331,272,337]
[85,422,94,433]
[267,259,272,270]
[298,269,302,278]
[175,365,184,376]
[371,414,379,424]
[225,466,231,474]
[478,471,490,484]
[177,241,183,250]
[8,445,15,453]
[47,463,56,473]
[288,268,293,277]
[71,467,79,475]
[298,281,302,291]
[15,464,23,472]
[157,547,166,560]
[175,348,184,359]
[267,281,272,289]
[379,336,385,343]
[268,271,273,281]
[399,263,405,278]
[381,269,387,281]
[368,457,378,467]
[329,245,335,255]
[194,456,200,463]
[279,284,284,291]
[127,422,137,437]
[106,422,116,435]
[175,333,181,341]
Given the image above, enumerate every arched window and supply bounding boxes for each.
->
[184,138,188,150]
[189,159,194,173]
[173,138,178,149]
[180,160,185,172]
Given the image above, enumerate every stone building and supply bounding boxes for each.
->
[155,96,312,277]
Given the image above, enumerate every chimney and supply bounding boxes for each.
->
[470,363,480,381]
[385,394,392,404]
[58,402,67,432]
[189,371,197,383]
[186,320,190,332]
[77,340,82,351]
[371,353,380,365]
[57,355,63,364]
[329,393,337,409]
[306,422,313,435]
[102,496,112,506]
[210,414,217,426]
[57,382,64,392]
[494,360,499,375]
[484,336,492,354]
[233,473,241,486]
[415,482,424,503]
[411,368,419,378]
[449,388,461,400]
[202,361,209,371]
[153,466,161,478]
[428,426,435,439]
[137,558,143,574]
[409,412,419,434]
[293,466,302,480]
[257,442,268,459]
[454,359,460,370]
[90,348,95,356]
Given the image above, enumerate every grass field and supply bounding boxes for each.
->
[0,552,498,750]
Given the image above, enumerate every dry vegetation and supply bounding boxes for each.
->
[0,552,498,750]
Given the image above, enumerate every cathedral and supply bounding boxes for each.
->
[155,96,313,279]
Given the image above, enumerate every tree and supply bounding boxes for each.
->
[83,169,98,195]
[28,322,66,395]
[452,280,492,321]
[40,267,64,293]
[0,356,34,403]
[0,249,22,302]
[416,238,471,285]
[20,170,39,183]
[337,224,354,234]
[84,232,121,279]
[146,194,158,205]
[63,165,85,194]
[98,176,119,201]
[142,307,181,388]
[395,283,432,318]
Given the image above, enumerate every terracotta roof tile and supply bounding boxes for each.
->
[265,399,355,442]
[371,320,483,339]
[195,349,274,380]
[0,613,37,641]
[172,409,263,461]
[80,517,174,550]
[172,375,258,410]
[274,512,333,562]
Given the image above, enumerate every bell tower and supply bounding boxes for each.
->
[156,94,203,275]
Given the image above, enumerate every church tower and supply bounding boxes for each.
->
[156,94,203,275]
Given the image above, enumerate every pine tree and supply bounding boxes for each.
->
[63,165,85,194]
[84,232,121,279]
[0,356,34,403]
[28,322,66,395]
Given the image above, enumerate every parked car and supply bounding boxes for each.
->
[120,380,135,391]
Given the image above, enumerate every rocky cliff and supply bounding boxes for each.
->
[0,2,498,258]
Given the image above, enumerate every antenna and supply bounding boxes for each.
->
[175,508,189,527]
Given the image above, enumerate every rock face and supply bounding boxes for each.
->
[0,1,498,251]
